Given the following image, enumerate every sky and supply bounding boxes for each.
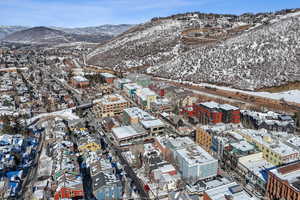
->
[0,0,299,27]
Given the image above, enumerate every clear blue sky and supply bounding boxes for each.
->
[0,0,299,27]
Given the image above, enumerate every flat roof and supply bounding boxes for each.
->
[93,94,128,105]
[140,119,164,129]
[112,125,147,141]
[270,161,300,191]
[176,145,216,166]
[72,75,89,82]
[205,182,255,200]
[100,73,116,78]
[123,107,154,120]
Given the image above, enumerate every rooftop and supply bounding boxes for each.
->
[112,125,147,141]
[271,161,300,191]
[140,119,165,129]
[205,182,256,200]
[72,75,89,82]
[100,72,116,78]
[176,145,216,166]
[123,107,154,120]
[200,101,239,111]
[93,94,127,105]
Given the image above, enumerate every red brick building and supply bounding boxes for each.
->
[193,101,240,124]
[70,75,90,88]
[100,73,117,84]
[54,187,84,200]
[267,161,300,200]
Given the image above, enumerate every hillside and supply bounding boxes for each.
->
[0,26,28,39]
[87,9,300,90]
[53,24,134,36]
[2,26,112,45]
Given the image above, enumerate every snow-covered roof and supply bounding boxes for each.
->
[140,119,164,129]
[100,72,116,78]
[72,75,88,82]
[112,125,147,141]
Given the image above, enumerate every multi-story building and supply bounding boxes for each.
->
[123,107,165,135]
[93,94,130,118]
[267,161,300,200]
[193,101,240,124]
[135,88,157,110]
[204,182,255,200]
[100,73,117,84]
[123,83,142,99]
[156,136,218,183]
[114,78,132,90]
[238,152,274,194]
[70,75,90,88]
[92,171,122,200]
[112,125,148,144]
[236,129,299,165]
[196,127,212,153]
[176,145,218,183]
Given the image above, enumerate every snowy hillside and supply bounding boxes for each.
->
[2,26,112,45]
[87,9,300,90]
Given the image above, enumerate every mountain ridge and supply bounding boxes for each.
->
[87,8,300,90]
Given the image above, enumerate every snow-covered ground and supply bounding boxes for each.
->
[198,83,300,104]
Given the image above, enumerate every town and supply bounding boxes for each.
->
[1,43,300,200]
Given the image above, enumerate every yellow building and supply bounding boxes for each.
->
[236,129,299,165]
[79,142,101,152]
[196,128,212,153]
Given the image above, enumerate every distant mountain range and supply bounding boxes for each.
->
[87,9,300,90]
[0,24,134,44]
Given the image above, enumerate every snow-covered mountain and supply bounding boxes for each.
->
[52,24,134,36]
[2,26,113,45]
[87,9,300,90]
[0,26,28,39]
[0,24,133,42]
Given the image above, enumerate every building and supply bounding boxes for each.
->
[70,75,90,88]
[241,110,295,133]
[203,182,255,200]
[135,88,157,110]
[93,94,130,118]
[112,125,148,144]
[92,172,122,200]
[175,145,218,183]
[267,161,300,200]
[238,152,274,193]
[123,107,165,135]
[123,83,142,99]
[236,129,299,165]
[196,128,212,153]
[156,137,218,183]
[114,78,132,90]
[127,73,151,87]
[140,119,165,136]
[123,107,153,125]
[100,73,117,84]
[194,101,240,124]
[194,102,223,124]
